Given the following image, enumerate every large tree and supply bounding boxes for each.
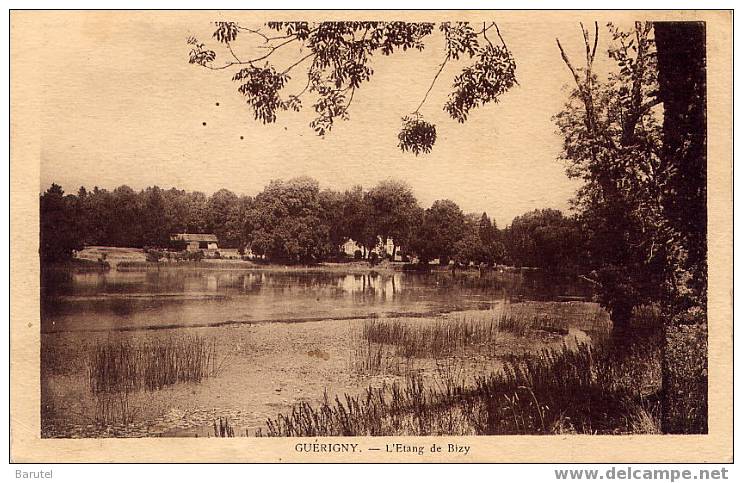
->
[341,185,377,258]
[364,179,421,259]
[141,186,169,247]
[223,194,254,251]
[206,188,240,245]
[556,21,708,433]
[555,22,669,330]
[453,213,490,266]
[502,209,584,271]
[478,212,505,265]
[39,184,83,262]
[654,22,707,315]
[410,199,466,264]
[247,176,333,262]
[108,185,144,247]
[319,188,348,256]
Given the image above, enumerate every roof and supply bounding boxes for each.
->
[170,233,218,242]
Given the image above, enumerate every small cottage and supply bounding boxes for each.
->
[170,233,219,252]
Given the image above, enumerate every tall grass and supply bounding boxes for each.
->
[86,335,224,394]
[349,341,416,376]
[362,316,500,358]
[350,342,385,375]
[360,301,609,362]
[497,300,610,337]
[262,335,662,436]
[93,391,139,426]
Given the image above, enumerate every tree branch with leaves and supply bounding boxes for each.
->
[187,20,517,155]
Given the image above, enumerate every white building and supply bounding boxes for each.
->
[342,237,403,261]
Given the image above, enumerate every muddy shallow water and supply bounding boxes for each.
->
[40,269,607,438]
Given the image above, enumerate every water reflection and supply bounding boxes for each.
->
[41,269,596,334]
[340,273,399,302]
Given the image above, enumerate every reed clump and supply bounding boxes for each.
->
[93,391,138,426]
[86,335,223,394]
[359,302,592,359]
[349,341,417,376]
[362,316,500,358]
[213,417,235,437]
[351,342,385,375]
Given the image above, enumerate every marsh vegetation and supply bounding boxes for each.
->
[41,271,669,438]
[263,303,660,436]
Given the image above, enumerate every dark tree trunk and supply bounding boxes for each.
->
[609,302,633,341]
[655,21,708,308]
[654,21,708,434]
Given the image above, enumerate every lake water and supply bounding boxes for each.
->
[41,268,596,334]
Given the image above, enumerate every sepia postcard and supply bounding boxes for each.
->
[9,10,733,463]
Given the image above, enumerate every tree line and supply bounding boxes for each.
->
[40,178,585,270]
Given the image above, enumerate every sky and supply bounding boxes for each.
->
[29,12,620,227]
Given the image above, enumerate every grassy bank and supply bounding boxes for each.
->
[360,301,606,359]
[262,334,662,436]
[42,258,110,273]
[43,334,230,429]
[114,259,409,273]
[116,260,258,271]
[259,306,659,436]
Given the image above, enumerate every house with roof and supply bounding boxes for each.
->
[170,233,218,252]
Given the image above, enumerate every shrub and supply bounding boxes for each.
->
[145,249,164,263]
[354,249,363,260]
[663,313,708,434]
[188,250,205,262]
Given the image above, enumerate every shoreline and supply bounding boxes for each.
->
[114,260,406,273]
[39,309,466,334]
[68,246,528,275]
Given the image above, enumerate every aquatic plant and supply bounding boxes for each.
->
[213,417,235,437]
[86,335,224,394]
[360,302,608,359]
[361,316,500,358]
